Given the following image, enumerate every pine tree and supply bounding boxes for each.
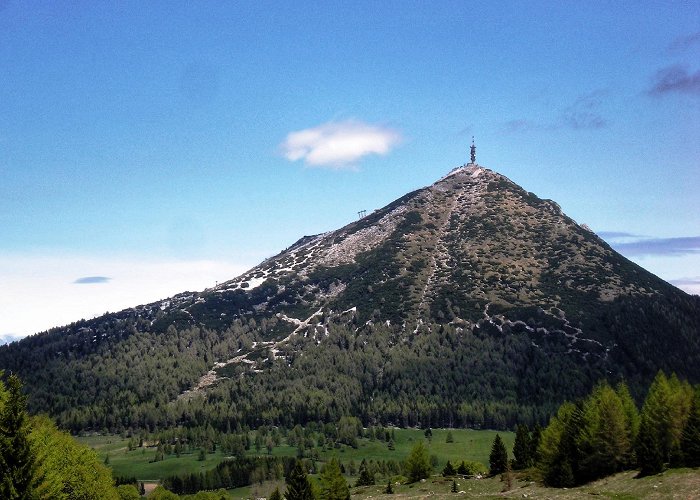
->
[0,374,37,499]
[512,424,532,469]
[285,460,315,500]
[451,479,458,492]
[355,459,374,486]
[384,481,393,494]
[442,460,456,477]
[457,461,468,476]
[489,434,508,476]
[269,487,283,500]
[319,458,349,500]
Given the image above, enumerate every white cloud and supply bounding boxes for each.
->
[0,253,251,339]
[280,120,402,169]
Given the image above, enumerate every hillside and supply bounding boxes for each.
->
[1,163,699,432]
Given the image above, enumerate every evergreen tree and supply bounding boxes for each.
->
[529,424,542,463]
[489,434,508,476]
[442,460,456,477]
[636,416,664,477]
[319,458,349,500]
[285,460,315,500]
[512,424,532,469]
[445,430,454,443]
[404,441,432,483]
[0,374,37,500]
[680,388,700,467]
[456,461,468,476]
[355,459,374,486]
[269,487,283,500]
[384,481,393,494]
[451,479,458,493]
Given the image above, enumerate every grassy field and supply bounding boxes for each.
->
[219,466,700,500]
[75,433,700,498]
[78,428,514,483]
[344,467,700,499]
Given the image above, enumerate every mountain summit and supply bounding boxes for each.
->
[2,163,699,431]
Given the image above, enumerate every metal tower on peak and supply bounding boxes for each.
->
[470,137,476,164]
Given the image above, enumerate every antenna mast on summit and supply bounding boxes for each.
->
[470,137,476,165]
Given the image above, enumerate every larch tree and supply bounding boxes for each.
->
[404,441,432,483]
[319,458,349,500]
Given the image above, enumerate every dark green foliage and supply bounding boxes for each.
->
[404,441,432,483]
[285,460,315,500]
[0,374,37,499]
[456,461,468,476]
[163,455,293,495]
[636,417,664,477]
[442,460,456,477]
[451,479,458,492]
[269,487,282,500]
[529,424,542,463]
[355,459,374,486]
[384,481,393,494]
[512,424,532,469]
[489,434,508,476]
[680,388,700,466]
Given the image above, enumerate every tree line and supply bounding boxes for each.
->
[513,371,700,486]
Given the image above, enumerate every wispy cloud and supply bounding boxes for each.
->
[74,276,111,284]
[597,231,642,240]
[648,64,700,96]
[280,120,402,169]
[558,91,607,129]
[502,119,547,134]
[608,236,700,257]
[667,32,700,54]
[669,277,700,286]
[502,91,607,133]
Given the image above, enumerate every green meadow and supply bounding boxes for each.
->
[78,428,514,483]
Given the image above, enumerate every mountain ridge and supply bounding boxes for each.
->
[1,162,698,432]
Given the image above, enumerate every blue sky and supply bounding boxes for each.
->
[1,1,699,339]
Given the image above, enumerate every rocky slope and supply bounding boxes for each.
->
[1,163,698,431]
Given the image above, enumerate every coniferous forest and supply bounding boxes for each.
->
[2,369,699,498]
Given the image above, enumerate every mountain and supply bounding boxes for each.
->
[1,163,699,432]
